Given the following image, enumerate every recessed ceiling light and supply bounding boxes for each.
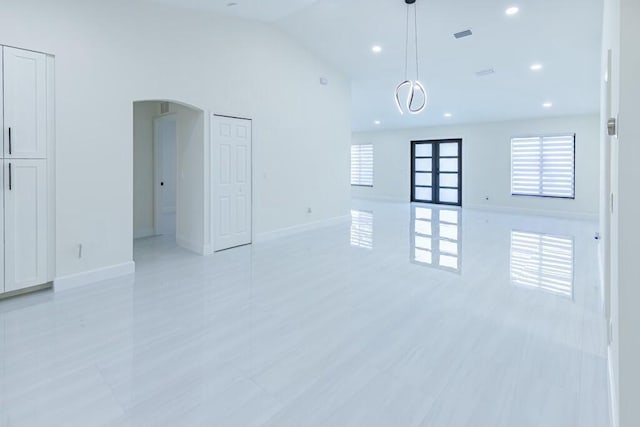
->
[372,45,382,54]
[444,113,452,118]
[530,63,543,71]
[543,102,553,108]
[505,6,519,15]
[374,120,381,125]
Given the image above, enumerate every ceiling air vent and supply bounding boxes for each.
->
[454,29,472,39]
[475,68,495,77]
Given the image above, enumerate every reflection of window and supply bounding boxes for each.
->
[351,210,373,249]
[351,145,374,187]
[411,206,461,272]
[510,231,574,297]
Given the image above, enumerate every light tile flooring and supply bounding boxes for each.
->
[0,200,610,426]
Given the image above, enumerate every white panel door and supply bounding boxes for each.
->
[154,116,177,236]
[4,159,48,292]
[0,162,3,294]
[212,115,252,251]
[0,50,3,157]
[3,47,47,159]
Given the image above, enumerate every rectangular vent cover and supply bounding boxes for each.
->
[454,29,473,39]
[475,68,495,77]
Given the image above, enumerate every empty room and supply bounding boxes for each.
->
[0,0,638,426]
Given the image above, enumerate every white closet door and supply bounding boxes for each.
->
[5,159,47,292]
[0,162,3,294]
[0,50,3,157]
[212,115,252,251]
[3,47,47,159]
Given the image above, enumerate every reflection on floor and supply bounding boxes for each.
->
[350,209,374,250]
[0,200,609,427]
[511,230,574,298]
[411,205,462,273]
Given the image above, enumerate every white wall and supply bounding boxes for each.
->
[172,103,205,254]
[133,102,158,239]
[0,0,351,280]
[352,115,600,219]
[602,0,640,425]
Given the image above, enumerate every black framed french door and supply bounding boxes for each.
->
[411,139,462,206]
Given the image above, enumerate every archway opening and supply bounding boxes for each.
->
[132,100,206,257]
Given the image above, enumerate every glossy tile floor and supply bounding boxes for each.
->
[0,200,610,427]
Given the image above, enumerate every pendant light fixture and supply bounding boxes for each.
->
[395,0,427,115]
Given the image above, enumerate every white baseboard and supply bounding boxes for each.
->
[608,345,618,427]
[255,215,351,243]
[133,227,155,239]
[352,195,407,203]
[176,236,206,255]
[54,261,135,292]
[464,203,599,221]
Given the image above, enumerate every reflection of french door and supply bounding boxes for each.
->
[411,139,462,206]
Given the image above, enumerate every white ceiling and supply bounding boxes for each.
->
[146,0,603,132]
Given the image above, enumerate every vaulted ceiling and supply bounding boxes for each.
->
[145,0,603,131]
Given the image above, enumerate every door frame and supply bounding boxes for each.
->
[210,114,253,252]
[411,139,463,206]
[153,113,177,236]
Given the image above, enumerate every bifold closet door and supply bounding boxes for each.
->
[3,46,48,159]
[4,159,47,292]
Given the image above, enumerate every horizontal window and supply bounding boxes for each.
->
[351,144,373,187]
[511,135,575,198]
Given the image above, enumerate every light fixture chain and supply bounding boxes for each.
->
[404,4,409,80]
[414,1,419,81]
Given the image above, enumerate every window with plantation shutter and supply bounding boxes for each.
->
[511,134,575,198]
[351,144,373,187]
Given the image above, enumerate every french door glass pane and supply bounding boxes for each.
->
[439,158,459,172]
[439,209,458,224]
[439,173,458,188]
[415,249,433,264]
[439,142,459,157]
[415,235,432,250]
[415,219,432,235]
[415,187,432,201]
[440,254,458,269]
[440,240,458,255]
[439,188,459,203]
[415,159,432,172]
[440,223,459,240]
[415,207,432,220]
[415,173,432,186]
[415,144,432,157]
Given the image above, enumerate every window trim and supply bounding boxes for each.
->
[510,133,576,200]
[351,144,374,187]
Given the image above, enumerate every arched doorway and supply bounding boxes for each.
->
[132,100,207,256]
